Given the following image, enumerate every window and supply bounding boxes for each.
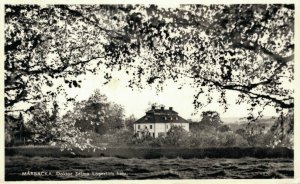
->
[152,133,155,137]
[150,125,153,129]
[166,125,168,129]
[138,125,140,129]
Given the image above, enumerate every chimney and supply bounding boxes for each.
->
[152,105,155,110]
[161,106,164,110]
[169,107,173,111]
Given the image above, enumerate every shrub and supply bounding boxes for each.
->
[234,134,249,147]
[217,132,236,147]
[149,135,165,147]
[164,126,189,147]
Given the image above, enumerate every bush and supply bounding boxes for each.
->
[149,135,165,147]
[270,110,294,149]
[234,134,249,147]
[164,126,189,147]
[217,132,236,147]
[187,129,250,148]
[188,130,219,148]
[217,125,231,132]
[130,133,154,146]
[90,130,134,147]
[90,123,277,149]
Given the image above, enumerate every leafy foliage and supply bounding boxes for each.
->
[217,125,231,132]
[5,113,31,146]
[164,126,189,146]
[72,89,108,133]
[199,111,224,128]
[125,114,136,131]
[22,101,97,151]
[191,111,230,134]
[5,4,294,113]
[72,89,125,134]
[105,102,125,131]
[234,111,293,149]
[26,101,59,144]
[270,110,294,148]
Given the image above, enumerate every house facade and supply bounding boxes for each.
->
[133,106,189,138]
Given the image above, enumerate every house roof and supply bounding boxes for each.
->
[145,109,178,115]
[134,107,189,124]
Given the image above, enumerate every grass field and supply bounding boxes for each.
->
[5,156,293,180]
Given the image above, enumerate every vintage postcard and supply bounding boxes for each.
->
[1,0,299,183]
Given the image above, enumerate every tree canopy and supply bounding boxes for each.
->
[73,89,125,134]
[5,4,294,115]
[5,4,294,148]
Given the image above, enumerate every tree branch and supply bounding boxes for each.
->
[29,56,104,75]
[210,79,294,108]
[232,41,294,65]
[190,75,293,109]
[56,5,126,40]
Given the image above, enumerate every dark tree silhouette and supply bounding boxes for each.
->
[199,111,224,128]
[5,5,294,115]
[125,115,136,131]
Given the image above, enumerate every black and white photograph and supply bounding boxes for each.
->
[3,2,296,181]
